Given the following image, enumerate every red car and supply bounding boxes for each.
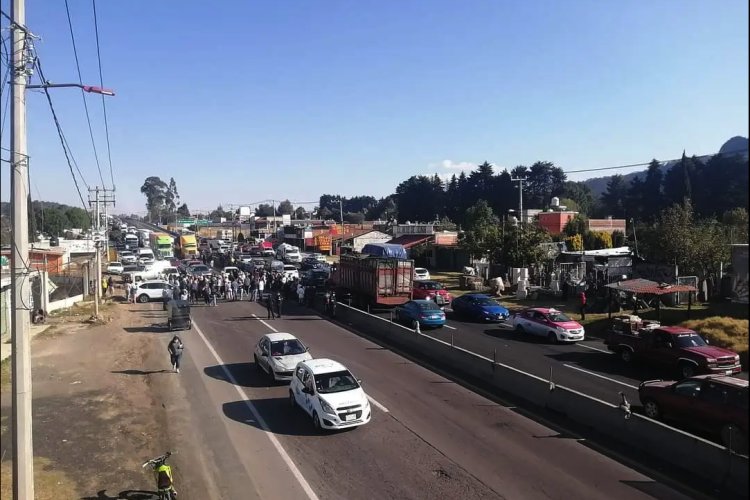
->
[639,374,748,452]
[412,280,452,306]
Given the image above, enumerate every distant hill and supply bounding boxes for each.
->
[583,136,749,198]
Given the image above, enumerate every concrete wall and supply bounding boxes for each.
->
[328,301,748,496]
[48,294,85,313]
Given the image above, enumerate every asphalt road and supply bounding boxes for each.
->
[150,296,700,500]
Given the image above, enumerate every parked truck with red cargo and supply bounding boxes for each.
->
[604,315,742,378]
[332,245,414,307]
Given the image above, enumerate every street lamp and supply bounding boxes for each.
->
[26,82,116,95]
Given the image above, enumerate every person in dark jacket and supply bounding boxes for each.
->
[167,335,184,373]
[273,291,283,319]
[266,292,277,319]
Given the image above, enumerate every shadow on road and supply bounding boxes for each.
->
[111,369,168,376]
[123,325,166,334]
[80,489,159,500]
[223,399,322,436]
[204,362,284,388]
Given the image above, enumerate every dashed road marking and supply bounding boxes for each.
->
[578,343,612,354]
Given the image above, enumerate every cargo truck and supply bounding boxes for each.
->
[332,249,414,307]
[176,234,198,259]
[149,232,174,259]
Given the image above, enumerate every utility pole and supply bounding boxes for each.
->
[88,187,115,319]
[10,0,35,497]
[510,176,525,222]
[339,197,344,257]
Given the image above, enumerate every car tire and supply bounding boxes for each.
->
[313,411,322,432]
[547,332,558,344]
[679,363,695,379]
[137,294,149,303]
[289,391,297,409]
[642,399,661,420]
[620,349,633,363]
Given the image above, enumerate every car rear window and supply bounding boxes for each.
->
[417,301,441,311]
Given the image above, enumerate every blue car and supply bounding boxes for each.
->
[450,293,509,322]
[394,300,446,329]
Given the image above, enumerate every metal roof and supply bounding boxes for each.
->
[605,278,697,295]
[386,234,432,248]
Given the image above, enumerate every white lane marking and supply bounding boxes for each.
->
[193,322,319,500]
[367,395,390,413]
[562,364,639,389]
[578,343,612,354]
[443,324,457,330]
[251,313,278,332]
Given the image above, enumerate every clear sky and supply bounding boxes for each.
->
[1,0,748,214]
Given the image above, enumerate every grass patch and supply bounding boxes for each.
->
[680,316,749,367]
[0,456,78,500]
[0,357,10,391]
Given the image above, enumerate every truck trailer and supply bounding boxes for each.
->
[332,252,414,306]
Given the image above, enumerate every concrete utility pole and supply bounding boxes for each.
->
[88,187,115,318]
[10,0,35,497]
[510,177,525,222]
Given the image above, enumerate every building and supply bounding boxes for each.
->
[537,211,579,235]
[333,229,391,255]
[587,217,627,234]
[0,247,66,275]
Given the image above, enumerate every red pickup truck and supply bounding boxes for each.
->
[605,317,741,379]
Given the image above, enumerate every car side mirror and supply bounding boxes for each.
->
[357,379,362,384]
[704,337,709,345]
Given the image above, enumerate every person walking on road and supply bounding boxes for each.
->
[107,276,114,296]
[167,335,184,373]
[257,277,265,303]
[101,277,108,298]
[297,283,305,305]
[266,291,277,319]
[579,290,587,321]
[274,291,283,319]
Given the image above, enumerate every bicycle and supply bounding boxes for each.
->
[142,451,178,500]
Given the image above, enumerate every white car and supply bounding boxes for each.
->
[133,280,172,303]
[289,358,372,431]
[138,256,155,266]
[106,262,124,275]
[222,266,240,277]
[414,268,430,280]
[282,264,299,280]
[253,333,312,382]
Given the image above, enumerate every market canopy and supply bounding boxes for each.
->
[605,278,697,295]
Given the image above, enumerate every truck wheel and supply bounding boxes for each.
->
[619,349,633,363]
[642,399,661,419]
[679,363,695,379]
[137,294,149,303]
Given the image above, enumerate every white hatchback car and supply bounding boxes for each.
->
[289,358,372,431]
[253,333,312,382]
[414,267,430,280]
[106,262,124,275]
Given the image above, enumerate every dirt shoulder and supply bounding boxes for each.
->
[0,294,192,499]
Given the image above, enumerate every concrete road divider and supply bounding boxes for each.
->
[327,301,748,497]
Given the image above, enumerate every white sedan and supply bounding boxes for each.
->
[106,262,124,275]
[253,333,312,382]
[282,264,299,280]
[414,267,430,280]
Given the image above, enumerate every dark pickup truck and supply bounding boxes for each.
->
[604,316,741,378]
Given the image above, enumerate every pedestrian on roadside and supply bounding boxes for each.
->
[101,277,108,298]
[274,291,283,319]
[579,290,587,321]
[129,284,136,303]
[297,283,305,305]
[125,281,132,302]
[257,277,265,303]
[167,335,184,373]
[107,276,114,296]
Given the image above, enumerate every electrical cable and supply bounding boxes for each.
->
[64,0,105,189]
[92,0,115,190]
[34,57,88,210]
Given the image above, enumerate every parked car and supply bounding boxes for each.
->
[605,319,741,378]
[414,267,430,280]
[450,293,509,322]
[133,280,172,303]
[106,262,124,275]
[412,280,452,306]
[639,374,748,451]
[289,358,371,430]
[282,264,299,281]
[512,308,585,343]
[253,333,312,382]
[394,300,446,329]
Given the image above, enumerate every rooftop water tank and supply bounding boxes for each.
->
[551,197,560,207]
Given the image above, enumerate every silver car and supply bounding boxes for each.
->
[253,333,312,382]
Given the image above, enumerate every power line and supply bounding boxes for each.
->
[91,0,115,189]
[560,148,750,175]
[34,57,88,210]
[63,0,105,188]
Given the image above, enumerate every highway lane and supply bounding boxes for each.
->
[185,298,694,499]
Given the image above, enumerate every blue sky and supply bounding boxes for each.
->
[1,0,748,214]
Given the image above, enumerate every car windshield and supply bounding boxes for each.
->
[674,333,708,348]
[474,297,498,306]
[416,301,442,310]
[547,312,571,322]
[270,339,306,356]
[315,370,360,394]
[190,265,209,272]
[421,282,443,290]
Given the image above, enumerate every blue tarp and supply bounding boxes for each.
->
[361,243,408,259]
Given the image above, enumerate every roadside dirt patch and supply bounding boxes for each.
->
[0,299,181,499]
